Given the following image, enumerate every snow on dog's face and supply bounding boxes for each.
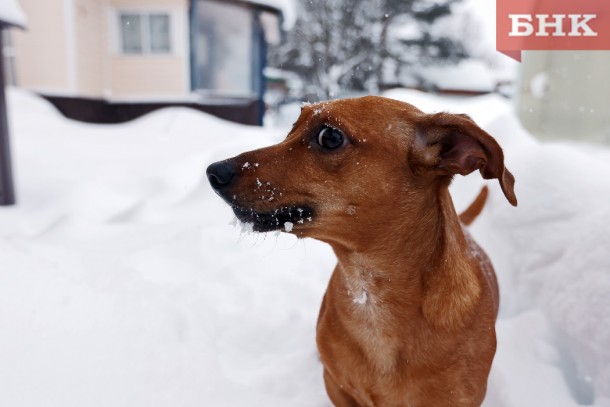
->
[207,96,516,246]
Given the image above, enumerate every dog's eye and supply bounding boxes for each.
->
[317,127,344,150]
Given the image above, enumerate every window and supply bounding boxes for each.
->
[118,12,171,55]
[149,14,171,53]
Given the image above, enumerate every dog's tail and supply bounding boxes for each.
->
[459,186,489,226]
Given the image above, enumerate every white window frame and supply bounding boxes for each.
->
[116,10,173,55]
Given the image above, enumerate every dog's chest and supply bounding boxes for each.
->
[352,311,404,373]
[341,270,410,373]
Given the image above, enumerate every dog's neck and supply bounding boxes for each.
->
[329,185,481,330]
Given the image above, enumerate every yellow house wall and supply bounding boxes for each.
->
[108,0,189,99]
[12,0,189,99]
[74,0,106,97]
[12,0,71,93]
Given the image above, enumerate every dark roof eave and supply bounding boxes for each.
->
[226,0,282,15]
[0,20,26,30]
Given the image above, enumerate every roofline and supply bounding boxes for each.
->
[241,0,282,14]
[0,20,26,30]
[197,0,283,15]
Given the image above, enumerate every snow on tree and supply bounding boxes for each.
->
[269,0,469,100]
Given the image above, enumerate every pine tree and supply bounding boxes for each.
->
[269,0,468,100]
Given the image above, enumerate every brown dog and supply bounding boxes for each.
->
[207,96,517,407]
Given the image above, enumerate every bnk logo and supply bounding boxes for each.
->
[496,0,610,61]
[509,14,598,37]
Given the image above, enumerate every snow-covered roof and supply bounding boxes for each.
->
[0,0,26,28]
[419,60,496,93]
[242,0,296,29]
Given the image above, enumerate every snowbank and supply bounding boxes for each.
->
[418,60,496,93]
[0,89,331,406]
[1,88,609,406]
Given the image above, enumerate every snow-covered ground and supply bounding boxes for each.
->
[1,88,609,407]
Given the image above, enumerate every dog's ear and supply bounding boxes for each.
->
[410,112,517,206]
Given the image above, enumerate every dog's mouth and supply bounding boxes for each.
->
[231,205,314,232]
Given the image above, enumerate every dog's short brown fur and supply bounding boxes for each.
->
[207,96,517,407]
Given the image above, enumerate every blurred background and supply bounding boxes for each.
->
[0,1,609,407]
[3,0,609,141]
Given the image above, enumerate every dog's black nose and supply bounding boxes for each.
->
[206,160,236,191]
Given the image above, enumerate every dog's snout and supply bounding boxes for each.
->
[206,160,236,191]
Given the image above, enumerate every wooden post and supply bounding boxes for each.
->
[0,28,16,205]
